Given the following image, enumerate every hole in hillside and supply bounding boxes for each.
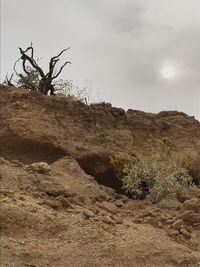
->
[2,138,67,164]
[77,153,200,201]
[77,153,127,195]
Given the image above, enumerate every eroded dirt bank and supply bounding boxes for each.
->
[0,86,200,267]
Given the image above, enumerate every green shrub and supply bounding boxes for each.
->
[111,140,193,203]
[122,154,192,203]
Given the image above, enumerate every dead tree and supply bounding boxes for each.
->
[14,45,71,95]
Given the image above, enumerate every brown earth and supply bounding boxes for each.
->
[0,85,200,267]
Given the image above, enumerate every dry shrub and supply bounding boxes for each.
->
[111,139,193,203]
[54,79,89,104]
[110,146,137,178]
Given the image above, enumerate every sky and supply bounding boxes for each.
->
[1,0,200,121]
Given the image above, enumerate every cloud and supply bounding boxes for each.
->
[1,0,200,120]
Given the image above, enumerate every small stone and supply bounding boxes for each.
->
[99,185,115,195]
[183,225,192,233]
[121,196,129,203]
[96,196,103,202]
[160,215,168,222]
[115,199,124,208]
[19,240,25,245]
[96,193,109,202]
[106,196,114,202]
[1,197,9,203]
[144,217,161,228]
[124,221,132,227]
[43,199,62,209]
[114,217,123,224]
[42,182,76,198]
[179,210,200,224]
[168,229,179,236]
[102,201,117,214]
[73,196,90,206]
[83,210,95,219]
[183,198,200,212]
[166,219,175,224]
[142,210,155,217]
[95,201,103,208]
[176,190,189,203]
[1,189,15,195]
[18,196,25,201]
[99,192,109,201]
[133,218,143,224]
[30,208,37,213]
[172,219,183,230]
[59,197,73,208]
[126,200,143,210]
[102,215,115,225]
[27,162,50,174]
[180,228,191,238]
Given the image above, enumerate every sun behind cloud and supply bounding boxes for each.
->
[160,64,176,79]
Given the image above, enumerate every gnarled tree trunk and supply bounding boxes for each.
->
[13,45,71,95]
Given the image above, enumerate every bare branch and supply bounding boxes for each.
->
[23,46,34,58]
[4,73,15,86]
[52,61,71,80]
[48,58,60,79]
[19,47,45,78]
[13,58,21,76]
[48,47,70,79]
[22,60,31,75]
[51,47,70,61]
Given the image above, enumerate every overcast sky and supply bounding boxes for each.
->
[1,0,200,121]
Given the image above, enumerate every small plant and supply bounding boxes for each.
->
[54,79,90,104]
[16,66,40,91]
[122,155,192,203]
[110,147,137,178]
[111,139,193,203]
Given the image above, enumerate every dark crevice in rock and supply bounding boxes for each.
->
[76,153,148,199]
[76,153,124,194]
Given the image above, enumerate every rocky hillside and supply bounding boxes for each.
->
[0,85,200,267]
[1,85,200,186]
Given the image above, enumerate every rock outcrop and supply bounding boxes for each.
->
[1,85,200,186]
